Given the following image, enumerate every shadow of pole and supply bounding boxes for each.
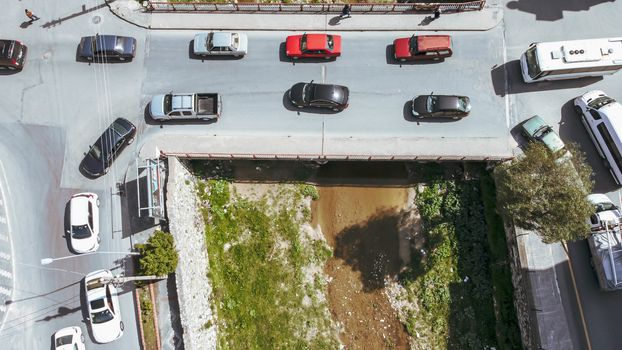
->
[41,2,109,29]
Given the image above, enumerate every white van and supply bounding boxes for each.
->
[574,90,622,185]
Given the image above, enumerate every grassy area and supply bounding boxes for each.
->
[138,287,158,350]
[196,178,338,349]
[399,166,521,349]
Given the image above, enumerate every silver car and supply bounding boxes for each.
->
[193,32,248,57]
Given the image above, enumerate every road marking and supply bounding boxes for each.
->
[0,304,5,313]
[0,253,9,261]
[0,286,10,296]
[0,234,8,242]
[562,242,592,350]
[321,65,326,83]
[0,216,5,224]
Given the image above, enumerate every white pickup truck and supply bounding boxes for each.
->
[150,93,222,121]
[587,193,622,291]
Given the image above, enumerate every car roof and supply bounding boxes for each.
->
[305,34,328,50]
[70,195,90,225]
[311,83,347,104]
[433,95,463,111]
[211,32,233,47]
[417,35,451,51]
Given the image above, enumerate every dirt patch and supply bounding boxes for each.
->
[313,186,412,349]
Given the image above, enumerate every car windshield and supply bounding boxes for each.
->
[596,202,618,213]
[588,96,616,110]
[88,144,102,161]
[91,309,114,324]
[326,35,334,50]
[301,35,307,51]
[56,335,73,346]
[163,95,172,114]
[532,125,550,139]
[524,45,542,79]
[303,83,312,102]
[426,96,440,112]
[111,121,129,136]
[71,224,92,239]
[409,36,418,53]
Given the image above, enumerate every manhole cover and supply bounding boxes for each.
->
[92,15,101,24]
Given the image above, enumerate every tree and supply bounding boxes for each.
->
[494,142,594,243]
[135,230,179,276]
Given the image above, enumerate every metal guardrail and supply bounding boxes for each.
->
[146,1,486,13]
[160,151,511,162]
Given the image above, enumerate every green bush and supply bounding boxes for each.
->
[135,230,179,276]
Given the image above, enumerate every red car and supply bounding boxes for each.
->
[393,35,452,61]
[285,33,341,59]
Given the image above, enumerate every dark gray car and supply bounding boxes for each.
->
[78,35,136,62]
[289,81,349,111]
[411,94,471,119]
[80,118,136,178]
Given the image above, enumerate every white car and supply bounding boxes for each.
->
[84,269,124,343]
[53,326,85,350]
[193,32,248,57]
[69,193,100,253]
[574,90,622,120]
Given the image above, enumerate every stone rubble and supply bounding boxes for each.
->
[166,157,217,350]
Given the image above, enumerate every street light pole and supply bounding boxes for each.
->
[40,251,140,265]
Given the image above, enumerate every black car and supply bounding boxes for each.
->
[411,94,471,119]
[0,40,27,71]
[289,81,349,111]
[80,118,137,178]
[78,35,136,62]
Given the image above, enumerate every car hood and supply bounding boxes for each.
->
[285,35,302,56]
[71,235,98,254]
[237,33,248,54]
[92,317,122,344]
[289,82,306,106]
[411,96,428,115]
[193,33,209,53]
[150,95,166,119]
[393,38,411,58]
[540,132,565,153]
[79,37,94,58]
[80,151,105,178]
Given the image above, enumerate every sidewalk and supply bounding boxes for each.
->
[108,0,503,31]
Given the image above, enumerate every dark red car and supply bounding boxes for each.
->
[285,33,341,59]
[393,35,452,61]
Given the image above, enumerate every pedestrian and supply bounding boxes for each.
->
[341,4,351,19]
[434,8,441,20]
[25,9,40,22]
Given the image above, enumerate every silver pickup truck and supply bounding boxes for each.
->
[150,93,222,121]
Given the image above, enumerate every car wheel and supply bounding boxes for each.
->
[574,105,583,116]
[120,321,124,331]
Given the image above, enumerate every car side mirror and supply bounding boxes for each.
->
[310,80,314,84]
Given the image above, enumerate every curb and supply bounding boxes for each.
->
[135,283,163,350]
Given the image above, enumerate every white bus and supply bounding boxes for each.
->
[520,37,622,83]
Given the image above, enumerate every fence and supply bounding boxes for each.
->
[146,1,486,13]
[160,150,511,162]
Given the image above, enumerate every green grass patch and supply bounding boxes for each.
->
[400,168,520,349]
[138,287,158,350]
[196,178,338,349]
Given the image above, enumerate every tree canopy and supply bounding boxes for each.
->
[135,230,179,276]
[494,142,594,243]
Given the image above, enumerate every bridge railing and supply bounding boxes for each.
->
[160,151,510,162]
[146,1,486,13]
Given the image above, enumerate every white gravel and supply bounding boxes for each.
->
[166,157,216,350]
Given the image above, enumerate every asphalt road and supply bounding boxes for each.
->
[502,0,622,349]
[0,2,144,349]
[0,0,620,349]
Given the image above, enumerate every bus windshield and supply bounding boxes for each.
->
[524,45,542,79]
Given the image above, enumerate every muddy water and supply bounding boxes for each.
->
[313,186,411,350]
